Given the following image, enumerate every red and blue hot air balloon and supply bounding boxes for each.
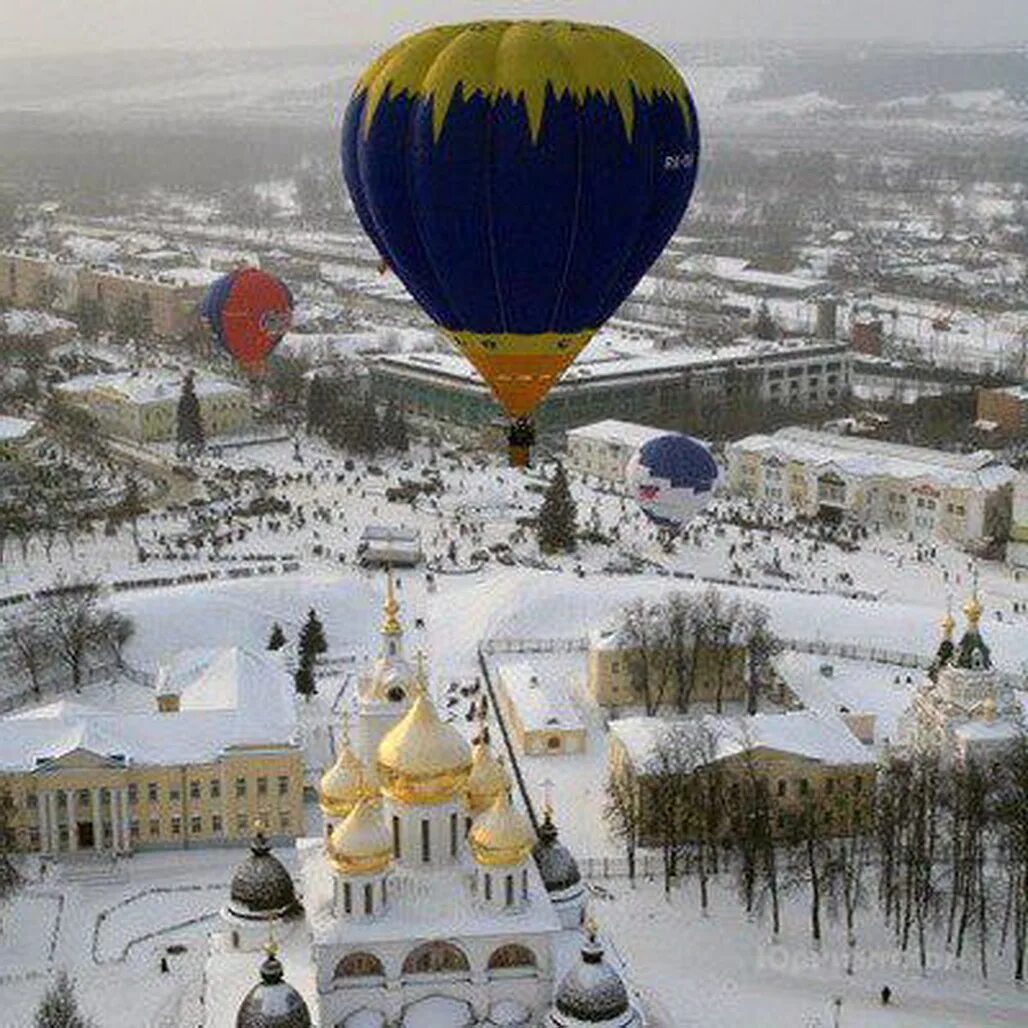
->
[341,21,700,464]
[201,267,294,373]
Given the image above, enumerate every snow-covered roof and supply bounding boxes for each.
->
[496,661,584,734]
[375,335,848,389]
[57,370,247,404]
[566,419,666,450]
[0,647,297,770]
[610,710,875,772]
[0,309,76,337]
[0,415,37,441]
[731,426,1014,491]
[155,266,222,288]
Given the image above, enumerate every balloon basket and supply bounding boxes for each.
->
[507,418,535,468]
[508,445,531,468]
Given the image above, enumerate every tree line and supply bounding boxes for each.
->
[606,721,1028,983]
[306,375,409,456]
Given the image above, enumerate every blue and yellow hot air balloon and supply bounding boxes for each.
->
[341,21,700,464]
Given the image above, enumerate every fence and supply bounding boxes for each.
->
[777,636,930,670]
[480,636,588,656]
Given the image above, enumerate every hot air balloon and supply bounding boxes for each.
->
[341,21,699,465]
[200,268,293,373]
[626,433,719,529]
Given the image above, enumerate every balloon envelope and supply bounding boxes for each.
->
[341,21,699,420]
[626,434,719,528]
[201,268,293,372]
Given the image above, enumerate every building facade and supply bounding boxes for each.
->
[370,337,851,436]
[586,626,748,710]
[608,711,876,842]
[727,426,1014,545]
[0,647,304,855]
[565,420,666,486]
[57,370,251,442]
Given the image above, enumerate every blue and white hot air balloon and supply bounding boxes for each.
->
[625,433,719,529]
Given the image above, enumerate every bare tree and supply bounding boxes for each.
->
[619,598,667,715]
[604,764,640,884]
[3,613,53,695]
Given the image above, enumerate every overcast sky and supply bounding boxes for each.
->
[1,1,1024,57]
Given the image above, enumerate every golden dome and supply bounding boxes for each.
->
[963,590,982,629]
[318,720,368,818]
[377,666,472,806]
[466,739,510,816]
[940,609,955,639]
[469,790,535,868]
[328,797,392,877]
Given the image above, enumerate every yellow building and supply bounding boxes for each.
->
[586,625,748,709]
[0,647,303,855]
[494,662,586,756]
[57,370,251,443]
[608,711,876,842]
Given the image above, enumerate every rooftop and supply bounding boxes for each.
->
[0,415,37,441]
[496,662,584,734]
[566,419,666,449]
[0,646,297,770]
[58,370,248,404]
[610,710,875,772]
[732,426,1014,490]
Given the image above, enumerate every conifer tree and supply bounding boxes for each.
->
[34,971,93,1028]
[536,463,577,554]
[294,655,317,700]
[176,371,205,454]
[298,608,328,662]
[267,622,286,651]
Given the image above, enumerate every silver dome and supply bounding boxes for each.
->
[534,809,581,893]
[554,934,629,1023]
[229,831,299,920]
[236,951,311,1028]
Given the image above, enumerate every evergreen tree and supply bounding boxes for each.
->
[382,398,410,451]
[294,655,317,700]
[357,394,381,455]
[298,608,328,662]
[34,971,93,1028]
[176,371,205,454]
[753,301,777,341]
[267,622,286,651]
[306,376,325,433]
[536,463,577,554]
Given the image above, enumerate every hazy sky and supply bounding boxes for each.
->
[1,1,1024,57]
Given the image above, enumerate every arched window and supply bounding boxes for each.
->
[334,952,385,979]
[487,944,537,971]
[402,941,470,975]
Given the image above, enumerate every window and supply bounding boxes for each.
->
[450,813,458,857]
[853,776,864,793]
[212,815,223,833]
[257,777,268,796]
[522,868,529,900]
[488,944,537,971]
[505,874,514,908]
[210,780,220,799]
[279,812,291,831]
[547,736,561,750]
[421,819,431,863]
[189,781,200,800]
[149,819,160,838]
[235,778,246,798]
[169,788,180,802]
[343,882,352,915]
[29,828,40,849]
[392,816,401,858]
[127,784,137,805]
[825,778,835,795]
[776,780,787,797]
[364,883,373,916]
[78,789,90,805]
[190,816,202,834]
[236,814,248,832]
[401,941,470,975]
[277,775,289,796]
[26,793,37,810]
[334,952,384,978]
[798,779,809,797]
[484,873,492,901]
[170,816,181,835]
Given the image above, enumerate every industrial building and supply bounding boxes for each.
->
[727,427,1015,546]
[370,336,851,436]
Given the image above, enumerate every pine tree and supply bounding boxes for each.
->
[754,301,777,341]
[358,394,381,455]
[176,371,205,454]
[536,463,577,554]
[267,622,286,651]
[294,655,317,700]
[298,608,328,663]
[34,971,93,1028]
[382,398,410,451]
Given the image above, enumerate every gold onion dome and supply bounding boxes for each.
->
[963,590,982,628]
[466,739,510,816]
[377,661,472,805]
[328,797,392,877]
[318,722,368,818]
[940,609,956,639]
[469,790,535,868]
[382,567,402,636]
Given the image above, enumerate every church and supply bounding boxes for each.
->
[206,572,644,1028]
[898,586,1026,764]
